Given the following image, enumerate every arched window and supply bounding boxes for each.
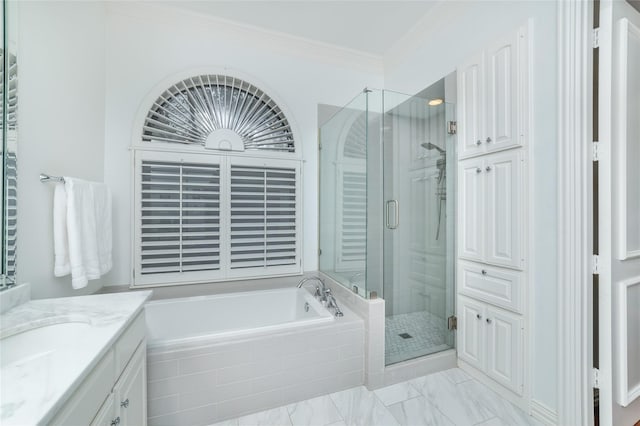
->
[133,75,301,287]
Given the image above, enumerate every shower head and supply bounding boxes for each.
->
[421,142,446,155]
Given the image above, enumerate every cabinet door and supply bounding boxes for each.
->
[115,342,146,426]
[458,157,485,262]
[485,150,524,269]
[458,296,486,370]
[458,51,486,158]
[485,27,523,153]
[485,306,523,394]
[90,393,117,426]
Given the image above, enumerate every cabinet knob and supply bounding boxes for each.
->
[476,314,482,320]
[486,318,492,324]
[476,139,482,146]
[476,167,482,174]
[486,137,492,143]
[481,269,487,275]
[485,166,492,172]
[111,417,121,426]
[121,398,129,408]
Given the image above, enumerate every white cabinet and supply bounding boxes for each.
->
[458,24,528,159]
[458,260,523,313]
[458,296,523,394]
[458,150,525,270]
[51,313,147,426]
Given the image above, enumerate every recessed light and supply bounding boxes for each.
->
[428,98,444,106]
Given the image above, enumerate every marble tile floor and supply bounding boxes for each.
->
[212,368,543,426]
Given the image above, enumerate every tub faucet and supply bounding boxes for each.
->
[324,289,344,317]
[297,276,326,301]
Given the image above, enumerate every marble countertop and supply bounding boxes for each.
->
[0,290,152,425]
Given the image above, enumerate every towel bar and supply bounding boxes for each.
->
[39,173,65,183]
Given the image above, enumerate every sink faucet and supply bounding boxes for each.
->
[297,276,326,301]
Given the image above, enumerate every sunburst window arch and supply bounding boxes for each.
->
[132,69,301,157]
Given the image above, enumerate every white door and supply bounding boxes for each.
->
[485,150,524,269]
[458,296,485,370]
[485,29,521,153]
[458,157,485,262]
[116,344,146,426]
[485,305,523,394]
[458,52,485,158]
[599,1,640,424]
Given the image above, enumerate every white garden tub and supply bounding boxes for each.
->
[145,287,334,351]
[145,286,364,426]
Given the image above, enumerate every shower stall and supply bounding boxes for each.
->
[319,82,456,366]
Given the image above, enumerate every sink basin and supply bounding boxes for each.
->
[1,322,91,368]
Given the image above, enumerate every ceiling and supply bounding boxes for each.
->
[166,1,439,56]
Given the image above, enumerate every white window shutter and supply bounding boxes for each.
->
[336,167,367,272]
[229,163,298,271]
[137,156,221,283]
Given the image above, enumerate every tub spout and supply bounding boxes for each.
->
[297,276,326,301]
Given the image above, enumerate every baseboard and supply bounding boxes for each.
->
[530,399,558,425]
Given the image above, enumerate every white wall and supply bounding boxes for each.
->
[382,0,559,415]
[101,3,383,287]
[17,1,107,299]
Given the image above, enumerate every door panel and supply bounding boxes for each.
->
[486,150,523,269]
[485,306,522,394]
[458,296,485,370]
[486,30,520,152]
[458,157,484,262]
[458,53,485,157]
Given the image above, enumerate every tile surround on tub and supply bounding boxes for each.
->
[147,301,365,425]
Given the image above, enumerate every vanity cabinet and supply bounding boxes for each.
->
[458,295,523,394]
[457,24,529,159]
[458,149,525,270]
[50,312,147,426]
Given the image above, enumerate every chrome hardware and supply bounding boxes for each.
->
[486,318,492,324]
[476,167,482,174]
[485,166,492,172]
[486,137,492,143]
[476,139,482,145]
[297,277,327,302]
[39,173,65,183]
[476,314,482,320]
[325,289,344,317]
[481,269,487,275]
[111,417,121,426]
[386,200,399,229]
[447,315,457,330]
[304,302,310,312]
[120,399,129,408]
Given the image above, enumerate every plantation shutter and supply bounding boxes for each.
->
[139,159,221,278]
[229,164,298,270]
[336,168,366,271]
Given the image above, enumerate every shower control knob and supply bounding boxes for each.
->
[485,166,492,172]
[486,318,492,324]
[486,137,492,143]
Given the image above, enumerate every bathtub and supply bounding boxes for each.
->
[145,286,365,426]
[145,287,334,351]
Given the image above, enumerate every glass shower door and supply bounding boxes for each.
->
[382,90,456,365]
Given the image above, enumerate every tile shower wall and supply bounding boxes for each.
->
[146,317,365,425]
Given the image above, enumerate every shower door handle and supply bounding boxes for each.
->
[386,200,399,229]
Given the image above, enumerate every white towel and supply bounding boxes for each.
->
[53,183,70,276]
[53,178,112,289]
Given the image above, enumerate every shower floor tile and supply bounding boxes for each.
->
[385,311,451,365]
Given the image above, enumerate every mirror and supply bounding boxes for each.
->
[1,0,18,289]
